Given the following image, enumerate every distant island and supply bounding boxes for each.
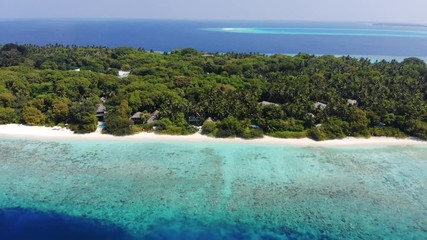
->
[0,43,426,141]
[372,22,427,28]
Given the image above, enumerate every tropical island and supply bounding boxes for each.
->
[0,43,426,141]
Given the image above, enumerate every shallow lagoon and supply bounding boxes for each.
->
[204,27,427,38]
[0,138,426,239]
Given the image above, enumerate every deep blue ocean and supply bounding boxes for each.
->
[1,19,427,60]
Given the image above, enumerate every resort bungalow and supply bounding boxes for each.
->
[188,115,200,125]
[147,110,160,124]
[130,112,143,124]
[314,102,327,110]
[204,117,214,124]
[96,104,107,122]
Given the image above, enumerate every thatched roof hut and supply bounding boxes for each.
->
[147,110,159,124]
[96,104,107,121]
[130,112,143,124]
[96,104,106,114]
[204,117,214,123]
[130,112,142,119]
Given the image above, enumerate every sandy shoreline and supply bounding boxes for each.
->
[0,124,425,147]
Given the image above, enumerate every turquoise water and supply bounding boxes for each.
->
[204,27,427,38]
[0,138,426,239]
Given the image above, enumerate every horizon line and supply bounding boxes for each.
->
[0,17,426,26]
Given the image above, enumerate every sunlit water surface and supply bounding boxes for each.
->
[0,138,426,239]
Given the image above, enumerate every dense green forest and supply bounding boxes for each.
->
[0,43,426,140]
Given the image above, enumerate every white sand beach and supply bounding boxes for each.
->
[0,124,425,147]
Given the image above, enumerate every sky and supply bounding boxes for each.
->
[1,0,426,24]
